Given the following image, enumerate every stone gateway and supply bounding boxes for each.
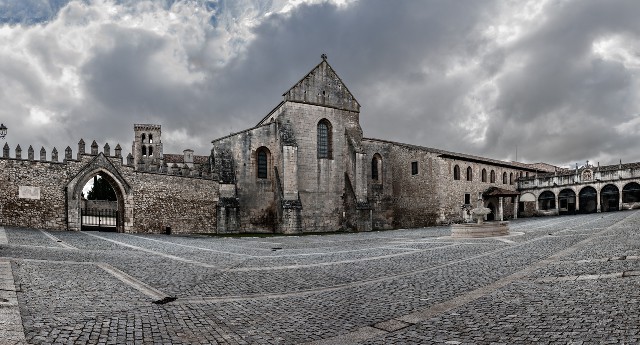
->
[1,56,639,234]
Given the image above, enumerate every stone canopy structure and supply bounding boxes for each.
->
[2,56,639,234]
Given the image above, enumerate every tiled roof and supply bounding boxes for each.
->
[363,138,556,172]
[483,187,520,197]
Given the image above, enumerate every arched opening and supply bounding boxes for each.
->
[466,166,472,181]
[141,133,146,143]
[487,202,495,221]
[78,171,124,231]
[490,170,496,183]
[453,165,461,180]
[66,154,132,232]
[579,186,597,213]
[482,168,487,182]
[142,146,147,157]
[148,146,153,157]
[622,182,640,203]
[502,172,507,184]
[256,147,271,179]
[509,172,514,185]
[558,189,576,215]
[538,191,556,211]
[600,184,619,212]
[317,119,332,159]
[149,134,153,144]
[372,153,382,183]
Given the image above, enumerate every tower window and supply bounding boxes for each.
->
[317,119,332,159]
[148,146,153,157]
[453,165,461,180]
[149,134,153,144]
[411,161,418,175]
[257,148,268,179]
[142,146,147,157]
[372,154,382,182]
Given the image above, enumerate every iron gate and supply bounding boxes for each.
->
[81,208,119,231]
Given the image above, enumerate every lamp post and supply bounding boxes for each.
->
[0,123,6,139]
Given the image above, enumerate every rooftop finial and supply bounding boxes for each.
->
[321,53,327,61]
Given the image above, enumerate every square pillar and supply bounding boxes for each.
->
[499,196,504,221]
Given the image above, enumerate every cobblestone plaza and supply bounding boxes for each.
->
[1,211,640,344]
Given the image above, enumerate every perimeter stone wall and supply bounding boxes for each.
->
[0,148,218,233]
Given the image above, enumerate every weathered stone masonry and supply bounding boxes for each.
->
[0,137,218,234]
[5,56,638,234]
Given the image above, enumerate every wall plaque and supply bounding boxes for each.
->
[19,186,41,200]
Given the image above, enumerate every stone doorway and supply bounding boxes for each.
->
[80,174,120,231]
[65,154,132,232]
[487,202,496,221]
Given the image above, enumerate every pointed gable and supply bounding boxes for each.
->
[283,55,360,112]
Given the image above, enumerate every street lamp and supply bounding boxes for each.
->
[0,123,6,139]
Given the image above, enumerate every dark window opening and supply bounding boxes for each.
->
[466,166,472,181]
[490,170,496,183]
[464,193,471,205]
[502,172,508,184]
[142,146,147,157]
[148,146,153,157]
[257,149,268,178]
[453,165,461,180]
[372,154,382,182]
[317,120,332,159]
[411,161,418,175]
[149,134,153,144]
[482,169,487,182]
[141,133,146,143]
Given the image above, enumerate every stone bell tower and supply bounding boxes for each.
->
[132,124,163,169]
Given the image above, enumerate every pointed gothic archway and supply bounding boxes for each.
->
[65,153,132,232]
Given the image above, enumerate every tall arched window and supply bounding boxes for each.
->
[453,165,461,180]
[490,170,496,183]
[466,166,473,181]
[148,146,153,157]
[141,133,146,143]
[256,147,270,179]
[141,146,147,157]
[502,172,507,184]
[372,154,382,182]
[317,119,332,159]
[509,172,514,185]
[149,134,153,144]
[482,168,487,182]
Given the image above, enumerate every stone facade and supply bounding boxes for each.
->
[0,131,217,234]
[3,56,639,234]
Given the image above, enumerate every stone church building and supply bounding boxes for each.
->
[1,56,639,234]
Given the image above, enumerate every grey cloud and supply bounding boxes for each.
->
[2,0,640,168]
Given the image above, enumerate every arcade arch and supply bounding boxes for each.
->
[558,189,576,215]
[538,191,556,211]
[600,184,620,212]
[579,186,597,214]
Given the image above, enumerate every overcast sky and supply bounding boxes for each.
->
[1,0,639,168]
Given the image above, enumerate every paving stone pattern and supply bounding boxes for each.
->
[0,211,639,344]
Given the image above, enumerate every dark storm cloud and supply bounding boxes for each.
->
[486,0,640,165]
[2,0,640,167]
